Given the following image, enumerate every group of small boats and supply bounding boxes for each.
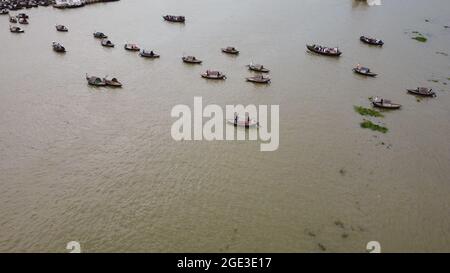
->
[0,0,50,11]
[7,12,28,30]
[197,48,273,83]
[308,35,437,109]
[86,74,122,87]
[367,87,435,110]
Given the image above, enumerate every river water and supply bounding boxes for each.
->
[0,0,449,252]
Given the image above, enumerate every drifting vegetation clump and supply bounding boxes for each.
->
[410,31,428,42]
[354,106,384,117]
[360,120,388,133]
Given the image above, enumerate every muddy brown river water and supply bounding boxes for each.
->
[0,0,449,252]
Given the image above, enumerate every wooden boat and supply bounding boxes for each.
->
[103,76,122,87]
[222,46,239,55]
[139,49,160,58]
[371,97,401,109]
[353,65,377,77]
[93,32,107,39]
[247,63,269,73]
[306,44,342,56]
[227,119,259,128]
[55,24,68,32]
[52,42,66,53]
[360,36,384,46]
[86,74,106,86]
[18,17,28,24]
[10,25,24,33]
[201,70,226,80]
[9,16,17,23]
[407,87,436,97]
[246,75,271,84]
[124,43,140,51]
[0,9,9,14]
[101,39,114,47]
[182,56,202,64]
[163,15,185,23]
[17,13,29,19]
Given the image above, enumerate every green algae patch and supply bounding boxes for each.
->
[409,31,428,42]
[354,106,384,117]
[360,120,388,133]
[412,36,427,42]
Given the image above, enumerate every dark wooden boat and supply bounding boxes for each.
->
[306,44,342,56]
[86,74,106,86]
[104,76,122,87]
[9,16,17,23]
[18,17,28,24]
[10,25,24,33]
[101,39,115,47]
[55,24,68,32]
[222,46,239,55]
[227,119,259,128]
[201,70,226,80]
[353,65,377,77]
[140,49,160,58]
[371,97,401,109]
[182,56,202,64]
[124,43,140,51]
[360,36,384,46]
[247,63,270,73]
[163,15,185,23]
[17,13,29,19]
[52,42,66,53]
[407,87,436,97]
[0,9,9,14]
[246,75,271,84]
[93,32,107,39]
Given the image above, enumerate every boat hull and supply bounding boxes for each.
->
[306,45,342,56]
